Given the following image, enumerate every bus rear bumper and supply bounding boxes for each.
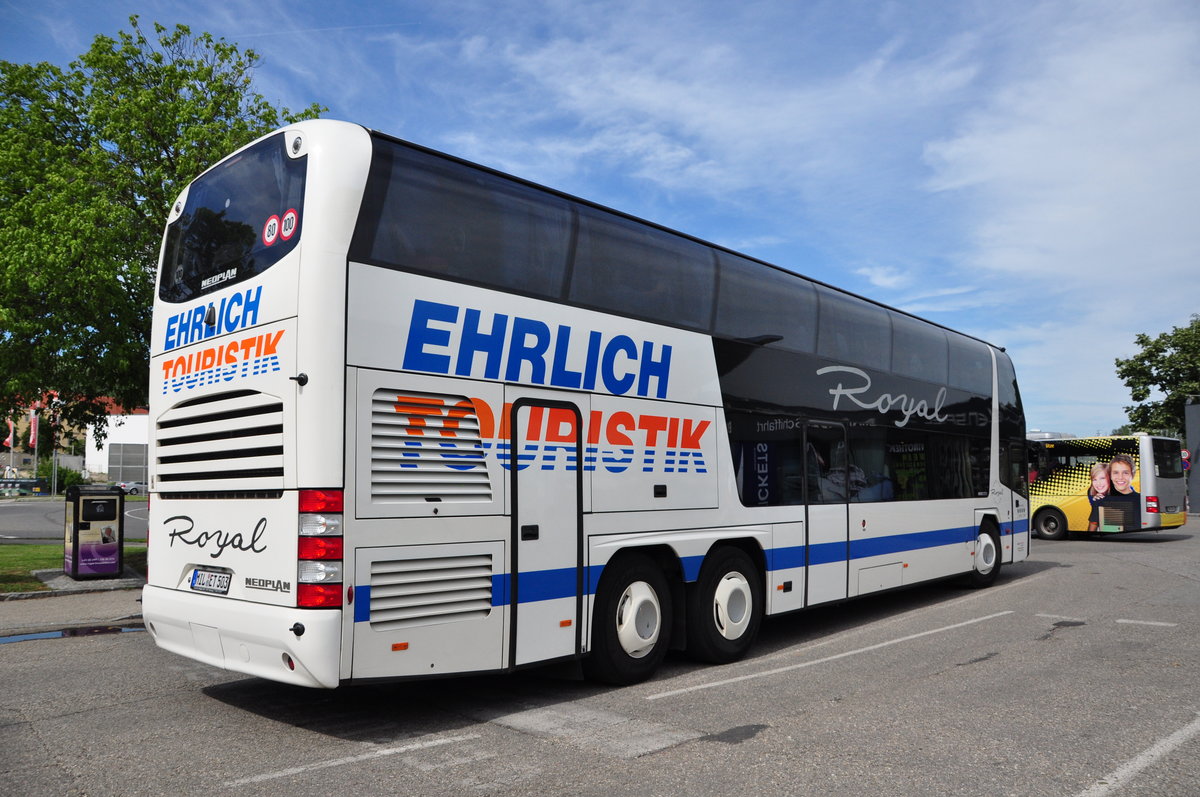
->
[1157,512,1188,530]
[142,585,342,688]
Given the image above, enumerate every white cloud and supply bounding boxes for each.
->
[478,8,980,199]
[855,264,911,290]
[924,2,1200,289]
[919,0,1200,433]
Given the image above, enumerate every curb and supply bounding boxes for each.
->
[1,568,145,602]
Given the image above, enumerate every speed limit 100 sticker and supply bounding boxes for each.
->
[280,208,299,241]
[262,215,280,246]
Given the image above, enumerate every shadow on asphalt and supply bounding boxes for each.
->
[1064,531,1193,544]
[201,561,1058,740]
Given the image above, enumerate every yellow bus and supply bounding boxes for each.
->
[1028,433,1187,540]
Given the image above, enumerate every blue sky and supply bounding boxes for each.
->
[3,0,1198,436]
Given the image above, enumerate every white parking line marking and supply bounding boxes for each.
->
[1075,713,1200,797]
[1115,619,1177,627]
[1037,613,1087,622]
[647,611,1013,700]
[224,733,481,786]
[722,569,1051,674]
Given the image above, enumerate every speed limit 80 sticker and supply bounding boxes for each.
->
[262,215,280,246]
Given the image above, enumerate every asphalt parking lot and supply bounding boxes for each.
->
[2,523,1197,796]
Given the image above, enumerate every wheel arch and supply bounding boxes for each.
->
[699,536,768,583]
[973,510,1006,560]
[1031,504,1069,540]
[974,509,1001,534]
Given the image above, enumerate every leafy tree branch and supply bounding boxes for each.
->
[1,16,324,441]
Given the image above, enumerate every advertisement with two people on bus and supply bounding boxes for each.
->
[1082,453,1140,532]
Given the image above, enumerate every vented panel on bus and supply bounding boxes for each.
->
[369,388,493,503]
[367,552,494,630]
[156,390,285,494]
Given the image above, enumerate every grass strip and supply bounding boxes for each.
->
[0,544,146,594]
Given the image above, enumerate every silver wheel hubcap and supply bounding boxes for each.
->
[615,581,661,659]
[976,533,997,574]
[713,571,752,640]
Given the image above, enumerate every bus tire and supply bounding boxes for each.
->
[1034,508,1068,541]
[965,524,1002,588]
[686,546,763,664]
[583,555,672,685]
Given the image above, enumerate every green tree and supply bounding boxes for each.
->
[0,17,324,440]
[37,459,85,490]
[1114,314,1200,437]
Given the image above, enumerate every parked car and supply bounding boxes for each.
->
[117,481,148,495]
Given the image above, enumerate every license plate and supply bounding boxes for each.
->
[190,568,232,595]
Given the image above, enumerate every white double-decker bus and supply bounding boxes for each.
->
[142,120,1029,688]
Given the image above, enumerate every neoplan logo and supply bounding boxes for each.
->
[245,577,291,593]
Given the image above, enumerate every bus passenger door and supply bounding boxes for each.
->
[805,422,850,605]
[509,394,585,668]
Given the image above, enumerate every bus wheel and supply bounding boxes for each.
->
[1034,508,1068,541]
[583,555,671,685]
[965,526,1002,588]
[686,547,763,664]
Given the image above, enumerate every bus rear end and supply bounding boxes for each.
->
[141,121,371,687]
[1146,436,1188,530]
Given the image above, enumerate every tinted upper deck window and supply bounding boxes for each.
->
[350,139,572,301]
[947,333,993,394]
[569,207,716,332]
[714,254,816,352]
[891,312,948,384]
[816,287,891,371]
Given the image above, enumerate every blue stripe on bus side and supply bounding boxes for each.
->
[1006,518,1029,535]
[354,585,371,623]
[350,521,1030,620]
[850,525,975,559]
[768,545,807,570]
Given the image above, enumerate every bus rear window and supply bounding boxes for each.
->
[1153,438,1184,478]
[159,133,306,304]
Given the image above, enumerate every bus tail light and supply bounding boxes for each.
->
[298,536,344,559]
[1146,495,1160,513]
[298,583,342,608]
[298,489,343,608]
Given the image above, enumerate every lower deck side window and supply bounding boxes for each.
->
[727,410,989,506]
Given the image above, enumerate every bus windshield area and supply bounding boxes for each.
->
[159,133,306,304]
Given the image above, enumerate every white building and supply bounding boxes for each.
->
[84,409,149,483]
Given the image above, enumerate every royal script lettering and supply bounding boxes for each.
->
[165,516,268,559]
[816,366,949,428]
